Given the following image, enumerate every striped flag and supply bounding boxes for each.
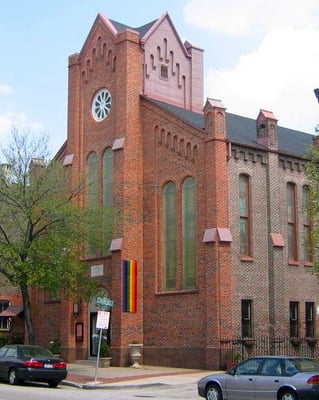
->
[122,260,137,312]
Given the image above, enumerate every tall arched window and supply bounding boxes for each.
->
[287,182,298,261]
[239,174,252,257]
[103,149,113,208]
[182,177,196,289]
[102,149,113,254]
[303,185,312,263]
[88,153,98,207]
[163,182,177,290]
[87,152,98,256]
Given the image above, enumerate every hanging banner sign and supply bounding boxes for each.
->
[96,311,110,330]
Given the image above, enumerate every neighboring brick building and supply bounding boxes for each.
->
[27,12,319,369]
[0,276,24,344]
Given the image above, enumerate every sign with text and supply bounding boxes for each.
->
[96,311,110,330]
[90,265,104,277]
[96,297,114,308]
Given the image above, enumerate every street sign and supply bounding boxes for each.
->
[96,311,110,330]
[94,309,111,382]
[94,297,114,382]
[96,297,114,308]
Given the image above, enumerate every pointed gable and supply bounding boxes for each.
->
[67,13,119,86]
[142,13,204,112]
[79,13,117,58]
[142,13,190,57]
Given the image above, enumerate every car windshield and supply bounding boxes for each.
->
[20,346,53,358]
[289,358,319,373]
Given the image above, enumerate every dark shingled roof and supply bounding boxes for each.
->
[147,98,314,158]
[110,18,158,38]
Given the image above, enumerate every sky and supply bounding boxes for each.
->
[0,0,319,155]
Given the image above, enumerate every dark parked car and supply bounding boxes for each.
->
[0,344,67,387]
[198,355,319,400]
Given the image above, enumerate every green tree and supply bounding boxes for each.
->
[305,143,319,274]
[0,127,115,344]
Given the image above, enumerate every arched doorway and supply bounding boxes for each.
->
[89,289,111,357]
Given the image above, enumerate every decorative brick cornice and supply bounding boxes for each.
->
[155,125,198,162]
[279,156,306,172]
[231,146,267,164]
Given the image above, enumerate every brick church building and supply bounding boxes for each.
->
[2,11,319,369]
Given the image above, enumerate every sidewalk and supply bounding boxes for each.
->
[63,362,211,389]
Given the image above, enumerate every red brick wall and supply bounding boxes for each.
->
[140,99,232,369]
[229,146,319,339]
[29,13,319,371]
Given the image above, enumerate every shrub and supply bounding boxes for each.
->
[100,340,110,357]
[49,337,60,354]
[0,333,7,347]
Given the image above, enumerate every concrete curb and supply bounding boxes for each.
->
[61,365,212,390]
[62,379,168,390]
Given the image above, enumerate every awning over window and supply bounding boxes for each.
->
[0,305,24,317]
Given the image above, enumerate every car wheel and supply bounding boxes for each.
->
[206,383,223,400]
[279,389,297,400]
[8,368,20,385]
[48,380,59,388]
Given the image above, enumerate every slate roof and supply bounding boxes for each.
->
[147,98,314,159]
[110,18,158,38]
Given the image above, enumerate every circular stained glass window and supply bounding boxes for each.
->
[92,88,112,121]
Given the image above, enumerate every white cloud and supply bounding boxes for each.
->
[0,112,44,147]
[184,0,319,35]
[0,85,13,95]
[184,0,319,133]
[206,26,319,132]
[0,114,12,137]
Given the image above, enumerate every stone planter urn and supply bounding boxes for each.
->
[99,357,112,367]
[129,343,143,368]
[99,341,111,367]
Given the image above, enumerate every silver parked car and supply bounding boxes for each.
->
[198,356,319,400]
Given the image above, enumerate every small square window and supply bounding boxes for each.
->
[160,65,168,80]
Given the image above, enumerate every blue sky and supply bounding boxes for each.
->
[1,0,319,155]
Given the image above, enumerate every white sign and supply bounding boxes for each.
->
[96,311,110,330]
[90,265,104,277]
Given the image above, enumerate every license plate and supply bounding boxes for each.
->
[44,364,53,368]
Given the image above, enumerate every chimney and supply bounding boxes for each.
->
[256,109,278,150]
[203,98,226,140]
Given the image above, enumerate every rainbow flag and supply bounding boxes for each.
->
[122,260,137,312]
